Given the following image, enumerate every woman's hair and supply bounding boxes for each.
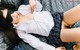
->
[0,8,21,50]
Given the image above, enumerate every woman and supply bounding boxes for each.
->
[0,0,79,49]
[1,2,80,50]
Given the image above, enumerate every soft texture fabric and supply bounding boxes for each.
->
[16,11,54,36]
[15,11,55,50]
[14,11,54,50]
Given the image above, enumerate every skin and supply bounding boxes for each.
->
[63,4,80,27]
[61,4,80,50]
[60,4,80,42]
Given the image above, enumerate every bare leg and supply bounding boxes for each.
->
[60,4,80,49]
[60,28,80,42]
[64,4,80,26]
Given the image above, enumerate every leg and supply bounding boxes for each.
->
[60,28,80,42]
[63,4,80,26]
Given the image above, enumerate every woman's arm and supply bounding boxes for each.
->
[17,29,55,50]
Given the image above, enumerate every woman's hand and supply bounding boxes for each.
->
[29,0,36,13]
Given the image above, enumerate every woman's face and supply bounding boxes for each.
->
[11,12,22,24]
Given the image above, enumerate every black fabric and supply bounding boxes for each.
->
[47,12,65,47]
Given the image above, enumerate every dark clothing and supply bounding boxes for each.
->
[48,12,64,47]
